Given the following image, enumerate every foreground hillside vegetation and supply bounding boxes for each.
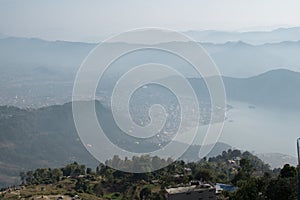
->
[0,149,297,200]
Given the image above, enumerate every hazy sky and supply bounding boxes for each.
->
[1,0,300,42]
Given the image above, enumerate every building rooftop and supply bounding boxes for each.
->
[166,184,214,195]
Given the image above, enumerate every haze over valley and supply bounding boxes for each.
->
[0,24,300,192]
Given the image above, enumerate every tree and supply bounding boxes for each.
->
[140,187,151,200]
[51,168,63,183]
[19,172,26,184]
[194,169,212,181]
[266,177,297,200]
[75,178,89,193]
[62,162,85,177]
[265,164,297,200]
[152,156,163,170]
[26,171,34,184]
[231,149,242,158]
[33,168,52,184]
[279,164,297,178]
[231,178,259,200]
[86,167,92,175]
[232,159,254,184]
[239,159,254,177]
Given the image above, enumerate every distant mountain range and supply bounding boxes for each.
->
[184,27,300,45]
[137,69,300,111]
[1,36,300,108]
[257,153,297,169]
[223,69,300,110]
[3,27,300,45]
[1,35,300,78]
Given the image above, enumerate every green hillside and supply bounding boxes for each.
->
[0,149,296,200]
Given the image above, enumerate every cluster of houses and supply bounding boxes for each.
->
[163,158,241,200]
[164,180,237,200]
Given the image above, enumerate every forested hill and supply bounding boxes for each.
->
[1,149,289,200]
[0,102,231,187]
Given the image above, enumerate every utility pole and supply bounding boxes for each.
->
[297,138,300,200]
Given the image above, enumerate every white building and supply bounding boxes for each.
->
[165,183,216,200]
